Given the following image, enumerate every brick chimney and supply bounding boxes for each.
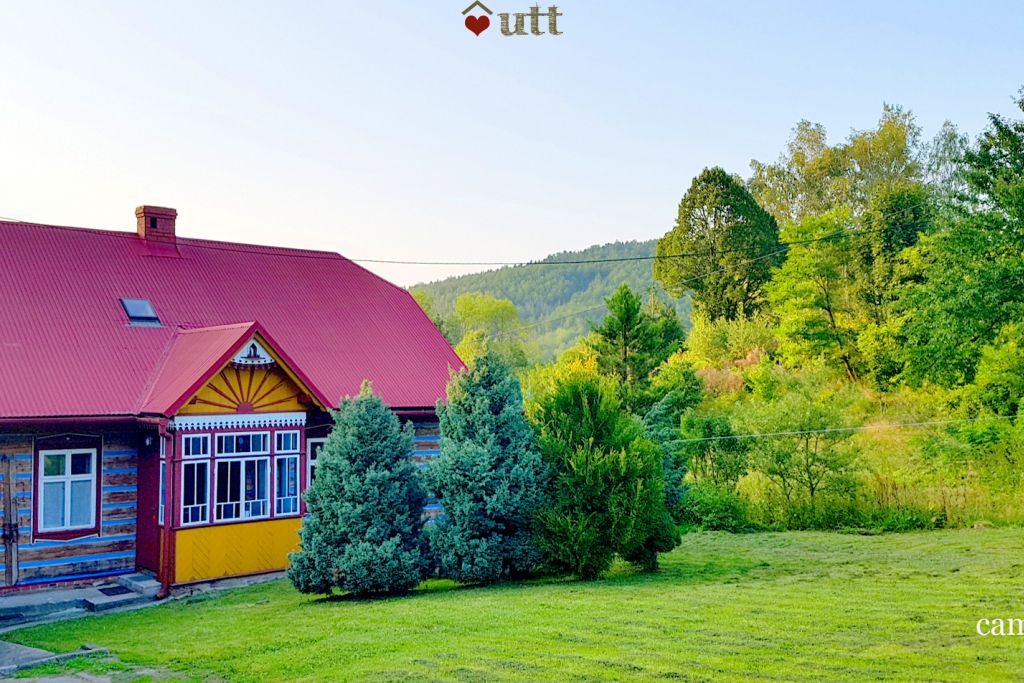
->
[136,206,177,243]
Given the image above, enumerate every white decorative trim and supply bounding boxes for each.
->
[172,412,307,432]
[232,339,275,367]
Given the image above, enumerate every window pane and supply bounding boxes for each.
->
[286,458,297,495]
[184,464,197,505]
[184,436,208,457]
[238,434,252,453]
[195,462,208,501]
[159,463,166,524]
[121,298,158,321]
[71,452,92,475]
[70,480,93,526]
[44,453,66,477]
[245,460,257,500]
[276,432,298,453]
[276,456,298,515]
[229,461,241,499]
[216,461,232,501]
[43,481,65,528]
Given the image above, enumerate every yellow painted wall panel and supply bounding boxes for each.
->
[174,518,301,584]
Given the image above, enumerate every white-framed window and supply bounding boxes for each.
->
[275,455,300,515]
[215,457,269,521]
[158,437,167,526]
[275,430,300,454]
[38,449,97,532]
[181,461,210,525]
[183,434,211,458]
[307,438,326,488]
[216,432,269,456]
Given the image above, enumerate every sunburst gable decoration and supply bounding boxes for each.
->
[178,336,318,415]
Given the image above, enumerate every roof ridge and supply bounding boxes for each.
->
[175,322,257,335]
[137,323,259,416]
[0,219,348,260]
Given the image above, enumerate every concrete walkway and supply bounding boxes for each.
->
[0,640,53,670]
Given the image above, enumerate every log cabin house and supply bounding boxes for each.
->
[0,206,462,593]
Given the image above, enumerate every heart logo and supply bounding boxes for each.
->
[465,15,490,36]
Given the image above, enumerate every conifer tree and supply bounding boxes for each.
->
[426,353,548,583]
[288,382,427,597]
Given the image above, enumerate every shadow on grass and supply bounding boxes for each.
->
[296,554,770,607]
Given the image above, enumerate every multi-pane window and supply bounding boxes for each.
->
[276,431,299,454]
[215,457,269,521]
[182,461,209,524]
[307,439,326,486]
[275,455,299,515]
[216,433,269,456]
[39,449,96,532]
[183,434,210,458]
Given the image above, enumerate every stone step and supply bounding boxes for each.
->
[117,572,162,597]
[83,589,153,612]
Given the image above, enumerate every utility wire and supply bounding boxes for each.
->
[676,414,1019,444]
[1,199,931,268]
[486,218,923,340]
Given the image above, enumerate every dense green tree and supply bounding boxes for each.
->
[656,167,783,321]
[767,210,861,380]
[966,324,1024,418]
[288,383,428,597]
[679,414,749,491]
[901,94,1024,386]
[749,106,925,225]
[451,292,532,370]
[749,120,853,225]
[739,366,862,506]
[642,355,704,515]
[526,359,679,577]
[924,121,971,210]
[426,354,548,583]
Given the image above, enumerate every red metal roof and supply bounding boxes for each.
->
[0,219,463,418]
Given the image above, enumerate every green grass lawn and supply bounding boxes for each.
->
[6,529,1024,681]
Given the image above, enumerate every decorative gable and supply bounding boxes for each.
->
[176,334,322,416]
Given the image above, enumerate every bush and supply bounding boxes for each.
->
[288,382,428,597]
[536,442,678,578]
[676,482,750,532]
[426,353,548,584]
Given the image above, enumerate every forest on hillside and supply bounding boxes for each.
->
[407,90,1024,535]
[410,241,691,360]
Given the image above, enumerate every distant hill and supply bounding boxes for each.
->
[409,240,691,360]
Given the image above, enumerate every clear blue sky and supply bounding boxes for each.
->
[1,1,1021,285]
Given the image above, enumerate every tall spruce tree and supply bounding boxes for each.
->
[288,382,427,597]
[426,353,548,583]
[591,284,683,413]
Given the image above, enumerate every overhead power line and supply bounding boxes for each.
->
[676,415,1019,444]
[355,198,934,266]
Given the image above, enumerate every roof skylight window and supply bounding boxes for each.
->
[121,298,160,326]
